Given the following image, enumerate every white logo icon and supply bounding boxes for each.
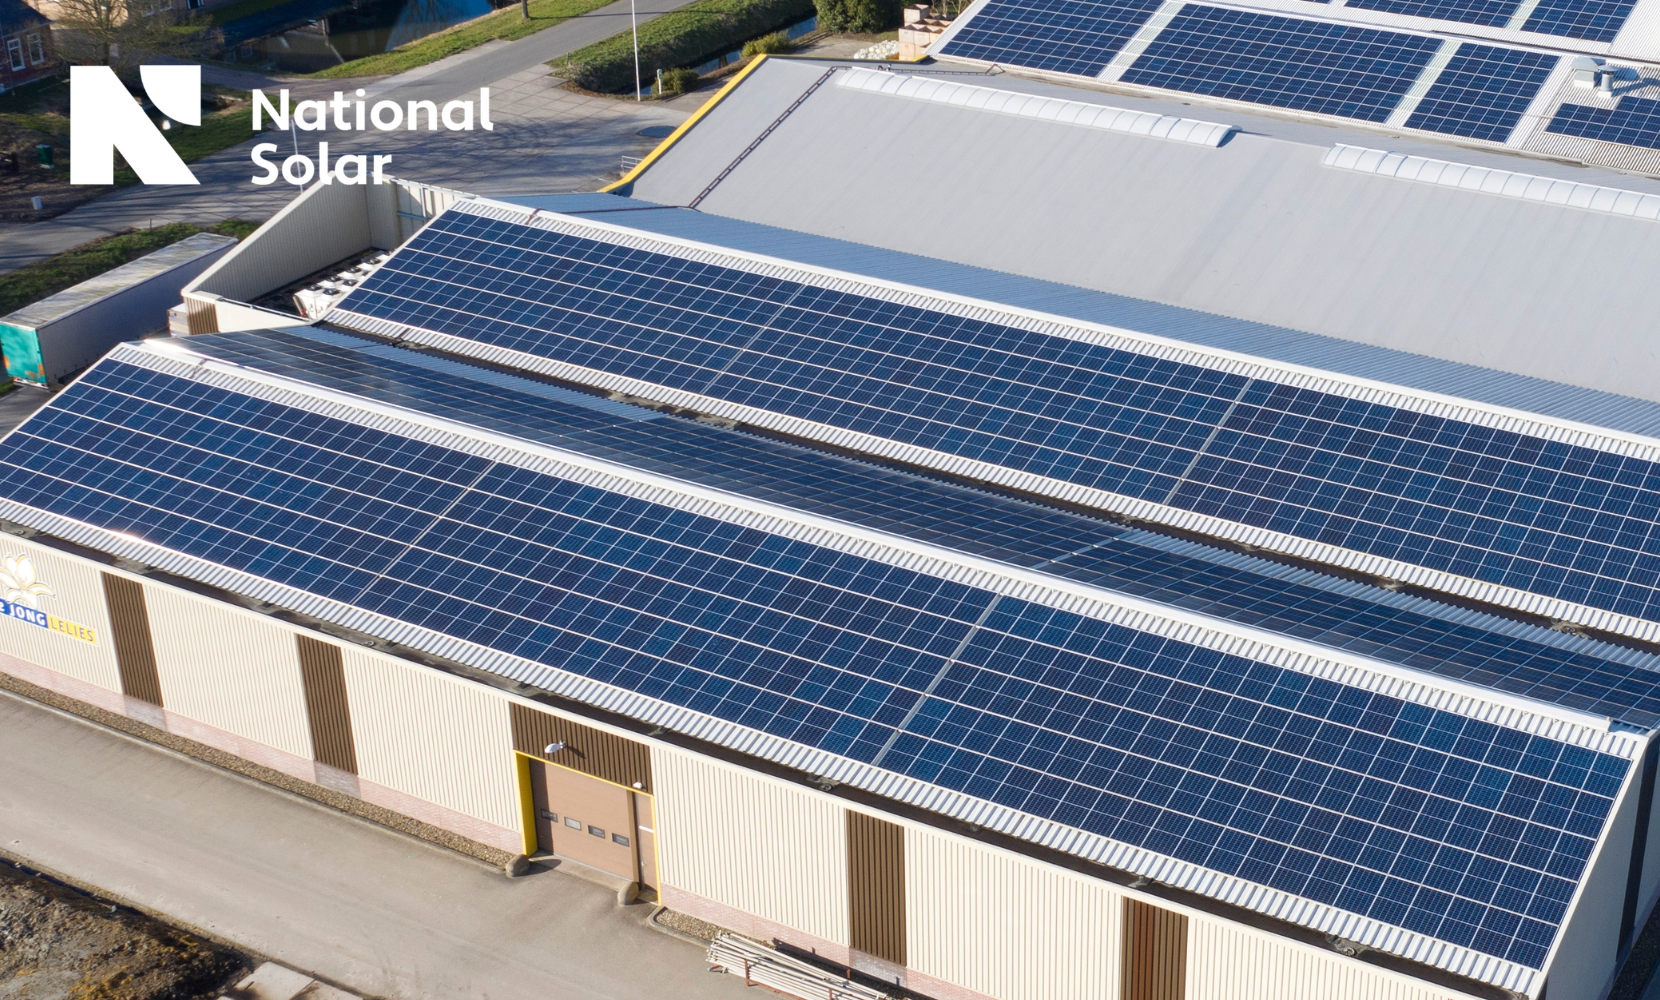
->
[70,65,201,186]
[0,555,54,610]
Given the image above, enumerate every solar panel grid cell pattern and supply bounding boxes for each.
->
[1343,0,1517,28]
[0,359,1625,970]
[1547,96,1660,150]
[936,0,1170,76]
[1119,7,1443,122]
[337,213,1660,632]
[187,330,1660,730]
[1521,0,1636,40]
[1404,44,1558,142]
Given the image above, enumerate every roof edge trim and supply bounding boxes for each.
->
[1325,142,1660,220]
[600,52,773,196]
[837,67,1236,146]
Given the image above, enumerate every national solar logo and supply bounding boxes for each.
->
[0,555,98,645]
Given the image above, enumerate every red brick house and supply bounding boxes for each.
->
[0,0,55,93]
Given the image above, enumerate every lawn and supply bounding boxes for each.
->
[0,220,259,318]
[305,0,618,78]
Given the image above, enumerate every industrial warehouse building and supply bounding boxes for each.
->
[9,1,1660,995]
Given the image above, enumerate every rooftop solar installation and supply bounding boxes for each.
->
[1521,0,1637,40]
[188,328,1660,731]
[0,343,1636,985]
[1118,8,1442,123]
[933,0,1168,76]
[1547,96,1660,150]
[329,206,1660,641]
[1343,0,1518,28]
[1403,44,1557,143]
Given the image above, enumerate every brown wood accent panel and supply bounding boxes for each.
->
[510,702,652,793]
[100,574,163,706]
[1121,898,1187,1000]
[847,810,906,965]
[296,635,357,774]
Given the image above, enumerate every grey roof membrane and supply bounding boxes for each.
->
[609,57,1660,428]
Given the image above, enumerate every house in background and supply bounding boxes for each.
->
[0,0,55,92]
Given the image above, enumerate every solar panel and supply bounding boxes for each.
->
[1119,7,1442,123]
[1547,96,1660,150]
[190,328,1660,730]
[934,0,1169,77]
[1343,0,1518,28]
[331,210,1660,634]
[1404,44,1557,143]
[0,353,1628,971]
[1521,0,1636,41]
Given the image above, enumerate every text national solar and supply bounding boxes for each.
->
[0,342,1634,979]
[331,205,1660,641]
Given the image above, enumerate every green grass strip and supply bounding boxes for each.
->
[554,0,811,93]
[0,220,258,318]
[305,0,617,78]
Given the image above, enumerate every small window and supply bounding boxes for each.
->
[26,33,43,65]
[7,39,22,71]
[588,825,604,838]
[612,833,630,847]
[564,817,582,830]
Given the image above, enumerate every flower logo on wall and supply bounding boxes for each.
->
[1,555,55,610]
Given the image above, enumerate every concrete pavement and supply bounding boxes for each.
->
[0,0,703,274]
[0,688,748,1000]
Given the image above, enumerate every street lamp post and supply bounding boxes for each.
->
[632,0,641,101]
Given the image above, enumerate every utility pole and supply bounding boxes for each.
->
[521,0,527,21]
[632,0,641,101]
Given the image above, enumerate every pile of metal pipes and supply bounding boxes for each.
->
[707,934,896,1000]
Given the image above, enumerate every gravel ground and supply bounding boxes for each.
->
[0,859,249,1000]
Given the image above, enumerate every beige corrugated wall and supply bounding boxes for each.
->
[906,825,1120,1000]
[339,647,519,831]
[0,536,121,692]
[1185,917,1462,1000]
[143,585,313,760]
[653,747,850,947]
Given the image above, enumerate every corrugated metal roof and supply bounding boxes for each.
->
[2,233,237,330]
[619,58,1660,421]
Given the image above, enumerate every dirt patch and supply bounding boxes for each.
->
[654,908,723,942]
[0,859,249,1000]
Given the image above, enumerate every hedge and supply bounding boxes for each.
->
[815,0,899,32]
[557,0,813,94]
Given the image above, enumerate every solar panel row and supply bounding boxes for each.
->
[187,329,1660,729]
[333,211,1660,634]
[1346,0,1517,29]
[0,352,1628,970]
[1405,44,1558,143]
[937,0,1167,76]
[1548,96,1660,150]
[1521,0,1637,40]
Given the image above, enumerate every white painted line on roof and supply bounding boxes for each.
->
[1325,142,1660,220]
[836,67,1236,146]
[1383,39,1457,129]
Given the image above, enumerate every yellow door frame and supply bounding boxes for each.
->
[513,750,662,890]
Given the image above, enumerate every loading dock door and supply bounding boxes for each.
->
[528,757,644,884]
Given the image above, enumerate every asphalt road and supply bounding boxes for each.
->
[0,690,748,1000]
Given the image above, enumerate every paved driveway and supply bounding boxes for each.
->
[0,690,748,1000]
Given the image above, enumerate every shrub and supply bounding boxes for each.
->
[815,0,899,32]
[660,67,701,94]
[559,0,813,93]
[741,30,791,57]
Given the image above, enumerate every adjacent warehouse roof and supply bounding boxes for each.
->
[618,59,1660,412]
[0,329,1645,993]
[327,198,1660,648]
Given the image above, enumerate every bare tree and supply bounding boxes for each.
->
[51,0,220,77]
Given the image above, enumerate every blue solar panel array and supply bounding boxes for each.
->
[1522,0,1637,40]
[334,212,1660,631]
[1345,0,1517,28]
[187,329,1660,729]
[1119,8,1442,123]
[1547,96,1660,150]
[1404,44,1557,143]
[0,354,1629,968]
[934,0,1168,77]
